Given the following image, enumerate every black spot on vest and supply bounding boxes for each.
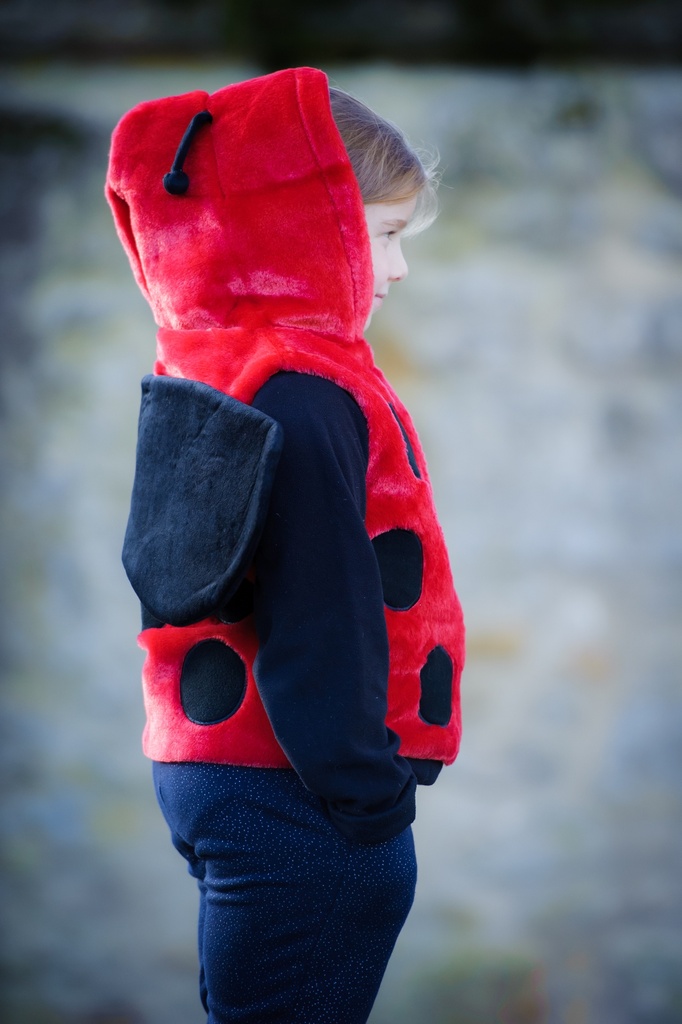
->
[390,404,421,479]
[419,646,453,726]
[218,578,254,623]
[180,640,247,724]
[372,529,423,610]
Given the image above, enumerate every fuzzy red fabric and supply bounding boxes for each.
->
[106,68,371,338]
[106,67,464,767]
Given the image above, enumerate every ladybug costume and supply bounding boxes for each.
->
[107,67,465,1023]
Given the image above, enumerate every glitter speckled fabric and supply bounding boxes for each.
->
[153,762,417,1023]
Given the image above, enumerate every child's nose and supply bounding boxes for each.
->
[390,245,408,282]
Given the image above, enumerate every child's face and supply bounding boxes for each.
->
[364,196,417,328]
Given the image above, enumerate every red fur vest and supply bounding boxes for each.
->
[106,67,465,770]
[137,324,464,767]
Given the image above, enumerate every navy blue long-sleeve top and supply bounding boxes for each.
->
[251,372,440,845]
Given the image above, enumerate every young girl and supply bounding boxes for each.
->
[106,67,464,1024]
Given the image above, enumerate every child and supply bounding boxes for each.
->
[106,67,465,1024]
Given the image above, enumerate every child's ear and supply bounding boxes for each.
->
[106,186,151,302]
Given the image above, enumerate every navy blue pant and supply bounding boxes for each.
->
[153,762,417,1023]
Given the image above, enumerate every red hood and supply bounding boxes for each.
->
[106,67,373,343]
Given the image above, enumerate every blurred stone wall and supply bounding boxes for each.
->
[0,62,680,1024]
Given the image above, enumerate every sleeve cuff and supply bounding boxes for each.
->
[406,758,443,786]
[325,773,417,845]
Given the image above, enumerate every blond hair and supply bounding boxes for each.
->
[329,87,439,235]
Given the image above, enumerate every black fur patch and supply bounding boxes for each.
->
[419,646,453,726]
[371,529,423,610]
[390,404,421,479]
[180,640,247,725]
[122,375,282,627]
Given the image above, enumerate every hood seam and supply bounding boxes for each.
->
[293,70,364,343]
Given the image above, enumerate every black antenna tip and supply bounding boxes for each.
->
[163,169,190,195]
[162,110,213,196]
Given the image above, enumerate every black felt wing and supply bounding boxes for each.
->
[122,374,283,627]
